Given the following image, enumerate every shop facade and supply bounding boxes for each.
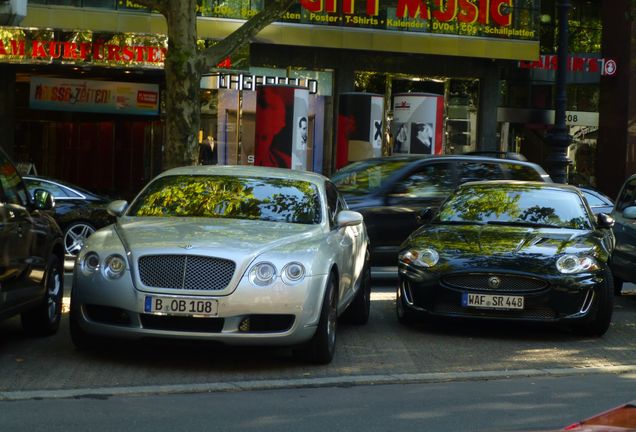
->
[2,0,545,196]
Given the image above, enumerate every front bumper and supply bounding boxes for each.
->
[397,264,605,323]
[70,270,329,346]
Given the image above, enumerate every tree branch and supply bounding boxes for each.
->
[198,0,296,72]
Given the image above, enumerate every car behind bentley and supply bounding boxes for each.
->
[397,181,615,336]
[70,165,371,364]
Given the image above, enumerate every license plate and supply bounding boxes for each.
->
[461,293,524,310]
[144,296,219,317]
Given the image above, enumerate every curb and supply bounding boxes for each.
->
[3,364,636,402]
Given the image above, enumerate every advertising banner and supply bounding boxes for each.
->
[336,93,384,169]
[392,93,444,155]
[254,85,309,169]
[29,77,159,115]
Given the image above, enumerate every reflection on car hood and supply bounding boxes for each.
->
[114,217,322,255]
[410,224,601,257]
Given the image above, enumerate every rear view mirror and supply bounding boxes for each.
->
[33,188,54,210]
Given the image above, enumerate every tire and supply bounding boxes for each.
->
[64,221,96,256]
[575,269,614,337]
[344,253,371,325]
[613,275,623,296]
[294,276,338,364]
[396,283,417,326]
[21,255,63,336]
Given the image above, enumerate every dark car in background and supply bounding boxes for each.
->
[579,186,614,215]
[0,147,65,335]
[23,176,115,257]
[397,181,615,336]
[610,173,636,295]
[331,154,552,269]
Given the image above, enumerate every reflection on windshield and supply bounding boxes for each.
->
[332,159,410,194]
[438,185,592,230]
[127,175,322,224]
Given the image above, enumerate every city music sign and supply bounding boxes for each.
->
[124,0,538,41]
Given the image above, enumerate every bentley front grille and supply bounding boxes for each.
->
[138,255,236,291]
[442,273,547,293]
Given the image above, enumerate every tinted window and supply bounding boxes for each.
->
[616,178,636,211]
[127,175,322,224]
[0,151,28,206]
[458,162,505,183]
[24,178,72,198]
[503,163,545,181]
[390,163,454,198]
[332,159,412,194]
[582,190,608,207]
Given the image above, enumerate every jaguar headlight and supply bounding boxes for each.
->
[104,254,127,279]
[399,248,439,268]
[556,254,600,274]
[282,262,305,284]
[81,252,100,275]
[249,262,277,286]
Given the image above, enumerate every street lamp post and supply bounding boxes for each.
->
[546,0,571,184]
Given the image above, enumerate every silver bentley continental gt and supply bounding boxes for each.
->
[70,165,371,364]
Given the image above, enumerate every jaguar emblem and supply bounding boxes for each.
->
[487,276,501,289]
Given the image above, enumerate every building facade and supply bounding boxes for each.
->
[0,0,633,199]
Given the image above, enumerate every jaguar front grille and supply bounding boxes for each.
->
[442,273,547,293]
[138,255,236,291]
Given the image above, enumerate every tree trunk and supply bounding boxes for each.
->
[163,1,203,170]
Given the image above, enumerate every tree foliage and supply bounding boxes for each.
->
[132,0,297,170]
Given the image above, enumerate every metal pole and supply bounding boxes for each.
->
[546,0,571,184]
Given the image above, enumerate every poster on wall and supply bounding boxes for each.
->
[336,93,384,169]
[254,85,308,169]
[392,93,444,155]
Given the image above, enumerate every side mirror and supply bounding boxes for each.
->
[596,213,615,229]
[336,210,363,228]
[623,206,636,220]
[107,200,129,217]
[33,188,55,210]
[416,207,436,224]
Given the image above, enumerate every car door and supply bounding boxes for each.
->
[374,161,455,267]
[611,176,636,283]
[0,152,41,314]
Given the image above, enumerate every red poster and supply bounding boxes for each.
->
[254,85,295,168]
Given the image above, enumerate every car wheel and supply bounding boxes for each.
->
[64,222,96,256]
[294,275,338,364]
[21,255,63,336]
[396,283,417,326]
[613,275,623,296]
[576,269,614,337]
[344,252,371,325]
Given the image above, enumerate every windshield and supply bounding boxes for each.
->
[127,175,322,224]
[331,158,412,194]
[438,185,593,230]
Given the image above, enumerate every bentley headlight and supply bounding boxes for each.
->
[81,252,100,275]
[249,262,277,286]
[104,254,127,279]
[282,262,305,284]
[399,248,439,268]
[556,254,600,274]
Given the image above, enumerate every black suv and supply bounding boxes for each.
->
[0,146,65,335]
[332,154,552,268]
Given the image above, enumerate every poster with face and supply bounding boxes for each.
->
[392,93,444,155]
[292,88,309,170]
[254,85,295,168]
[336,93,384,169]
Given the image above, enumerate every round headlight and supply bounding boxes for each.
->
[104,254,127,279]
[399,248,439,268]
[282,262,305,284]
[81,252,100,275]
[249,262,277,286]
[556,254,600,274]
